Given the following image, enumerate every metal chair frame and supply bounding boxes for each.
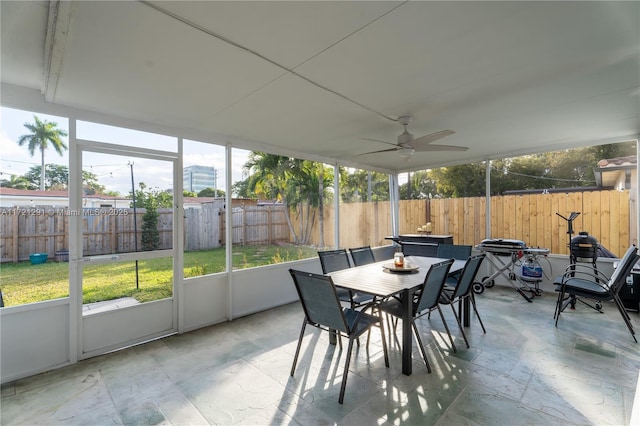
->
[289,269,389,404]
[554,246,638,343]
[349,246,376,267]
[438,254,487,349]
[378,259,455,370]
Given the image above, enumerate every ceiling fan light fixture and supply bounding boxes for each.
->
[397,146,415,157]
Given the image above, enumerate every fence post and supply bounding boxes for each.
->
[242,207,247,246]
[12,211,18,263]
[268,206,272,244]
[218,209,225,245]
[110,213,116,254]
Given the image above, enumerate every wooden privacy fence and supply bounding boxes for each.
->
[0,204,290,263]
[292,189,634,258]
[1,190,633,262]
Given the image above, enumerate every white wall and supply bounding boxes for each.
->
[0,259,310,384]
[0,299,71,383]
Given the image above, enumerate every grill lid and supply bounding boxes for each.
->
[570,231,599,247]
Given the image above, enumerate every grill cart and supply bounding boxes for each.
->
[475,239,550,302]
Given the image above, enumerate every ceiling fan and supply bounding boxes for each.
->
[359,116,468,157]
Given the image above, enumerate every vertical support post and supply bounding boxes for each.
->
[175,137,184,333]
[390,173,400,237]
[635,137,639,247]
[129,162,139,289]
[68,115,80,364]
[334,163,340,249]
[485,159,491,240]
[226,144,233,320]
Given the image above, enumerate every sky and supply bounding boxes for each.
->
[1,107,251,196]
[1,106,408,197]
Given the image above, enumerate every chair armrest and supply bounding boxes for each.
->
[561,264,610,283]
[559,273,612,293]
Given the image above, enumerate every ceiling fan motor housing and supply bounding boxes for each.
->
[397,131,414,145]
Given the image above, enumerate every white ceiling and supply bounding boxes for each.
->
[2,1,639,174]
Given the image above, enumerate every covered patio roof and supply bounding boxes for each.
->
[2,1,638,173]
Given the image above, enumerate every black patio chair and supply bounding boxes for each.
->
[436,244,472,284]
[318,249,373,308]
[554,245,638,342]
[438,254,487,349]
[349,246,376,266]
[289,269,389,404]
[377,259,454,371]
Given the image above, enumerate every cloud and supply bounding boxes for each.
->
[0,130,39,176]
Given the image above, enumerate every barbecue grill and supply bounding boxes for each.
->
[570,231,599,265]
[475,238,550,302]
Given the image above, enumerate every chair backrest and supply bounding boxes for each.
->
[415,259,455,313]
[400,242,438,257]
[451,254,486,299]
[436,244,472,261]
[318,249,351,274]
[349,246,376,266]
[289,269,349,333]
[608,246,639,293]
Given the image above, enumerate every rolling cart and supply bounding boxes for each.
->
[474,239,550,302]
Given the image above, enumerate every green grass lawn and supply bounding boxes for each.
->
[0,244,318,307]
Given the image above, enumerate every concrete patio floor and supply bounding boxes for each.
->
[1,285,639,425]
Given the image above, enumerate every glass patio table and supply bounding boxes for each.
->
[328,255,465,376]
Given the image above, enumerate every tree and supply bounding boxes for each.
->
[424,142,636,197]
[232,178,251,198]
[131,183,171,251]
[141,204,160,251]
[242,152,334,245]
[0,174,31,189]
[183,190,198,198]
[197,187,225,197]
[82,171,106,195]
[430,163,487,197]
[245,153,300,242]
[130,182,173,209]
[17,115,68,191]
[23,165,104,193]
[341,169,389,202]
[287,159,334,245]
[399,170,437,199]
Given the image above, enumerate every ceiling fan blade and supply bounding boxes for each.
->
[356,147,400,156]
[360,137,397,147]
[413,143,469,152]
[412,130,455,146]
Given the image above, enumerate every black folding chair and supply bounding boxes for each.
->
[554,246,638,342]
[289,269,389,404]
[349,246,376,266]
[438,254,487,349]
[377,259,454,370]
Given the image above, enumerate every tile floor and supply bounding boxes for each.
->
[1,285,639,425]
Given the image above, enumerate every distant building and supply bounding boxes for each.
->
[593,155,637,191]
[0,188,130,208]
[183,165,216,193]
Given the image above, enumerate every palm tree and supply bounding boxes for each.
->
[17,115,68,191]
[0,173,31,189]
[245,152,301,242]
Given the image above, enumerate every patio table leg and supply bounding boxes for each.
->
[456,299,471,327]
[401,289,412,375]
